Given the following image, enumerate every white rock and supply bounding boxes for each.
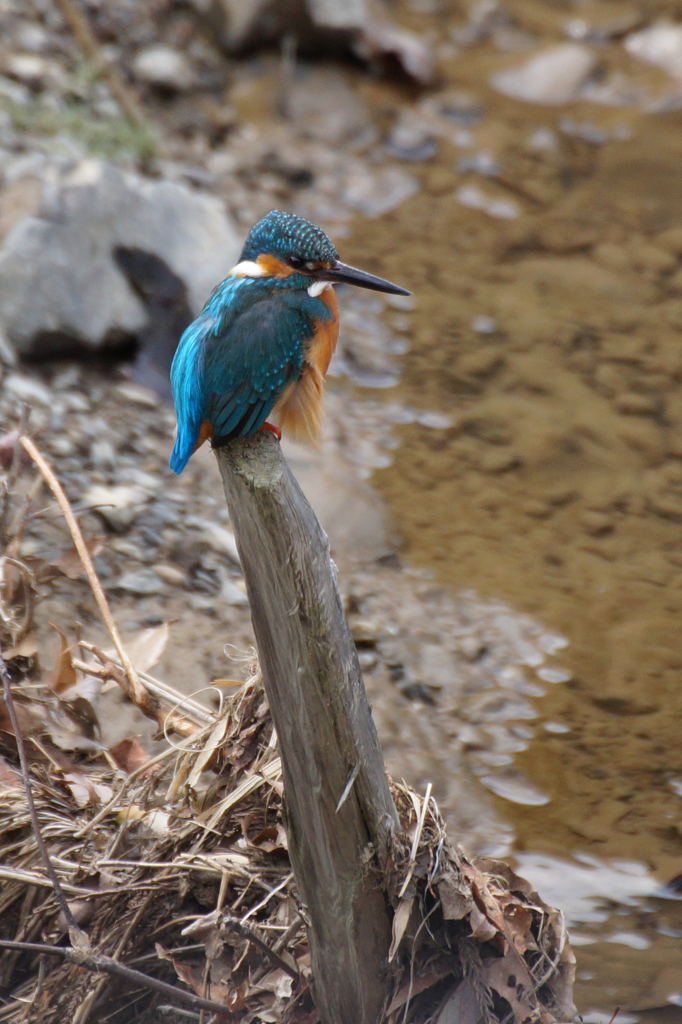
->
[343,166,419,218]
[116,569,167,595]
[490,44,597,104]
[4,373,52,404]
[456,184,519,219]
[220,577,248,606]
[0,159,242,355]
[14,23,51,53]
[625,21,682,81]
[132,45,194,90]
[0,327,16,366]
[187,516,240,564]
[5,53,61,87]
[83,483,147,531]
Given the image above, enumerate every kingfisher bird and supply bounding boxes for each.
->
[169,209,410,474]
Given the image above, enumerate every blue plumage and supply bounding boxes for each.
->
[170,209,410,473]
[169,251,332,474]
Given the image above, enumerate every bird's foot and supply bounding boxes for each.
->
[258,422,282,441]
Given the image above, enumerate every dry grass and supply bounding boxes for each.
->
[0,434,576,1023]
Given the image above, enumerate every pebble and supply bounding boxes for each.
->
[657,227,682,256]
[220,577,248,607]
[479,770,550,806]
[62,392,91,412]
[343,166,419,218]
[490,44,597,105]
[132,45,194,91]
[188,517,240,563]
[5,53,61,88]
[456,185,519,219]
[152,563,186,587]
[666,267,682,294]
[385,111,438,161]
[537,633,569,654]
[580,510,614,536]
[544,720,570,733]
[115,383,160,409]
[115,568,167,595]
[90,439,117,470]
[83,483,146,531]
[14,23,52,53]
[109,537,148,561]
[415,411,452,429]
[592,242,631,272]
[538,668,573,684]
[625,22,682,82]
[629,243,677,275]
[349,618,379,645]
[4,373,52,405]
[614,393,659,416]
[527,128,557,150]
[472,316,498,334]
[458,150,500,176]
[0,327,16,367]
[49,437,76,458]
[424,90,483,126]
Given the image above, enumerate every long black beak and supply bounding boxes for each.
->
[318,260,411,296]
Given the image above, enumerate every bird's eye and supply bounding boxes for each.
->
[288,255,305,269]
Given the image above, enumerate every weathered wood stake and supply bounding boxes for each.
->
[216,432,400,1024]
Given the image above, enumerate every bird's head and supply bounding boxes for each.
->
[233,210,411,297]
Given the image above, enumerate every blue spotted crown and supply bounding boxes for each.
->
[240,210,339,264]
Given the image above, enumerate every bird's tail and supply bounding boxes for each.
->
[169,435,192,474]
[170,419,213,473]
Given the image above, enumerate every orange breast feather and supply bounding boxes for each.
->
[272,286,339,445]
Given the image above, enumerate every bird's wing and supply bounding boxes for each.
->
[170,314,212,474]
[203,291,312,440]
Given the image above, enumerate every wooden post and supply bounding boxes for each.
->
[215,432,400,1024]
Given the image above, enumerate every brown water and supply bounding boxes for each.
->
[340,1,682,1018]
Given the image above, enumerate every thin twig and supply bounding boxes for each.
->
[20,436,144,706]
[221,917,298,982]
[0,940,232,1018]
[0,643,79,933]
[398,782,433,899]
[73,896,152,1024]
[0,405,29,542]
[52,0,156,140]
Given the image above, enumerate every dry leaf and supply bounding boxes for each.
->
[53,535,105,579]
[434,977,486,1024]
[122,622,170,673]
[0,430,31,470]
[48,624,77,694]
[469,903,499,943]
[0,754,20,788]
[486,951,537,1024]
[109,736,153,775]
[155,944,245,1009]
[3,631,38,660]
[187,715,230,790]
[386,965,452,1014]
[436,861,473,920]
[63,770,113,808]
[254,969,294,1000]
[389,896,414,961]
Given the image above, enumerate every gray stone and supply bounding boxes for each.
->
[286,67,376,147]
[115,568,167,595]
[132,45,194,90]
[0,159,242,355]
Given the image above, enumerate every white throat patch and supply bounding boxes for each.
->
[228,260,267,278]
[307,280,332,298]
